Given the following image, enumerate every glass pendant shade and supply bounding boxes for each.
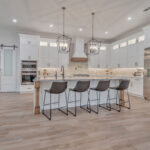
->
[87,12,101,55]
[57,34,72,54]
[57,7,72,54]
[87,39,101,55]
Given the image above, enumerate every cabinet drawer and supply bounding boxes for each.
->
[20,85,34,93]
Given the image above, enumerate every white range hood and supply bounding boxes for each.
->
[71,38,88,62]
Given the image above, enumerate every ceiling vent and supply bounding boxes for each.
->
[143,7,150,12]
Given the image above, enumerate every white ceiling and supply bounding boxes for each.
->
[0,0,150,42]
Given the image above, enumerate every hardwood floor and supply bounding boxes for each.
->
[0,93,150,150]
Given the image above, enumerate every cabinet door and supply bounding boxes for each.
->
[58,53,69,68]
[128,78,143,96]
[119,47,127,68]
[111,49,120,68]
[127,44,137,68]
[20,36,39,61]
[49,46,58,68]
[88,55,99,68]
[39,45,49,68]
[136,42,144,68]
[99,50,107,68]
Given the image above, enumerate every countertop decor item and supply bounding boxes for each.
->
[86,12,101,56]
[57,7,72,54]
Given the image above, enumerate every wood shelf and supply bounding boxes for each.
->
[71,57,88,62]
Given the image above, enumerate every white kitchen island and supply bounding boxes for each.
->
[33,76,130,114]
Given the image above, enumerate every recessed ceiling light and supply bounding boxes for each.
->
[128,17,132,21]
[12,19,18,23]
[79,28,83,31]
[49,24,54,28]
[105,31,108,34]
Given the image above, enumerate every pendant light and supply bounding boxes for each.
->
[57,7,72,54]
[87,12,101,55]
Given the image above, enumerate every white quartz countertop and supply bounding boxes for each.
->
[34,75,143,82]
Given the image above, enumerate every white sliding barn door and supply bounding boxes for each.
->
[0,48,16,92]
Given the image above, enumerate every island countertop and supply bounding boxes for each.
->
[34,75,143,82]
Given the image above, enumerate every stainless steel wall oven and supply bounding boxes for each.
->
[21,61,37,85]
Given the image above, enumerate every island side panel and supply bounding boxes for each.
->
[34,81,40,114]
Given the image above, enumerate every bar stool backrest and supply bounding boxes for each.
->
[50,82,67,94]
[118,80,130,90]
[74,81,90,92]
[96,80,110,91]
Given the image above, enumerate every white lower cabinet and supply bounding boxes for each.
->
[128,78,143,97]
[20,85,34,93]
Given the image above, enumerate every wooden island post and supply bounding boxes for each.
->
[34,81,40,114]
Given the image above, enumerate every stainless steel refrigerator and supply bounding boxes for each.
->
[144,48,150,100]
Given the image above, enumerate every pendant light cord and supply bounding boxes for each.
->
[92,12,95,40]
[62,7,66,36]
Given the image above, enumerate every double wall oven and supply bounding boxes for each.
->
[21,60,37,85]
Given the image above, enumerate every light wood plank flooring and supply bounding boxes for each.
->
[0,93,150,150]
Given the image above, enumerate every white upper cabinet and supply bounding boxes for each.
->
[136,41,144,68]
[111,47,120,68]
[110,33,145,68]
[20,34,40,61]
[143,25,150,48]
[99,48,109,68]
[88,45,108,68]
[39,38,50,68]
[127,44,137,68]
[88,55,99,68]
[58,53,69,68]
[38,38,69,68]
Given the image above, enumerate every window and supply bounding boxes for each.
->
[100,46,106,51]
[113,44,119,50]
[40,41,48,47]
[120,42,127,48]
[138,35,145,42]
[128,38,136,45]
[50,42,57,47]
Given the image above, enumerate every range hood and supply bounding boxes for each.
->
[71,38,88,62]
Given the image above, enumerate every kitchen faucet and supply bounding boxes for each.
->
[61,65,65,80]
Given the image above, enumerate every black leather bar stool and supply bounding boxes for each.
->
[42,81,68,120]
[110,80,131,112]
[89,80,111,114]
[68,81,90,116]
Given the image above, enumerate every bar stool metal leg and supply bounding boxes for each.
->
[80,92,91,113]
[89,90,99,114]
[58,93,68,115]
[97,91,99,114]
[49,94,52,120]
[119,90,131,109]
[107,89,111,111]
[127,90,131,109]
[99,90,111,111]
[65,91,68,113]
[75,92,77,116]
[42,91,46,113]
[68,90,77,117]
[87,90,91,113]
[42,91,52,120]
